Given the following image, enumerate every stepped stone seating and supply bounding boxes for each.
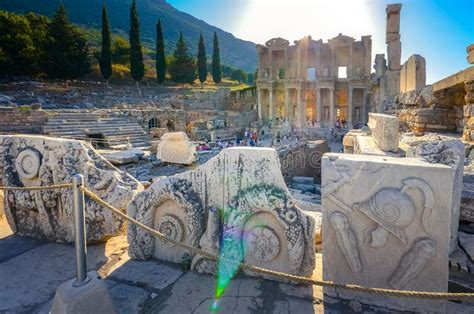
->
[42,111,151,148]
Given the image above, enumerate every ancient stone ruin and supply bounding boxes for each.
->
[257,33,372,129]
[128,147,318,278]
[156,131,197,165]
[323,153,453,311]
[1,2,473,313]
[0,135,143,242]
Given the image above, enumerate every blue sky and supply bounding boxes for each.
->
[168,0,473,83]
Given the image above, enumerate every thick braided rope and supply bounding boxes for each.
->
[82,187,474,301]
[0,184,73,191]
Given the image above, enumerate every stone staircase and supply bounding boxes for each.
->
[43,111,151,148]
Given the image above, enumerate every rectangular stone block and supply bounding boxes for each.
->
[400,55,426,93]
[387,41,401,70]
[354,135,399,157]
[322,153,454,312]
[386,4,402,35]
[368,113,399,152]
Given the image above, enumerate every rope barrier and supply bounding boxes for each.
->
[0,184,73,191]
[81,187,474,301]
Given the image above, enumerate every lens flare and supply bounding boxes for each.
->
[213,209,269,310]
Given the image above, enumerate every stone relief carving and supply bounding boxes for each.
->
[15,148,41,179]
[156,215,184,246]
[128,177,205,262]
[322,153,452,312]
[247,226,280,262]
[330,212,362,272]
[129,147,317,280]
[354,188,416,245]
[389,238,436,289]
[221,184,313,275]
[1,135,143,243]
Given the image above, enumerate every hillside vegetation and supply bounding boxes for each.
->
[0,0,257,72]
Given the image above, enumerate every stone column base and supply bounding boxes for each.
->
[51,271,116,314]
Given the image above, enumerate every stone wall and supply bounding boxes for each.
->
[394,83,465,135]
[0,108,48,134]
[125,109,187,132]
[279,140,329,184]
[183,87,256,112]
[463,79,474,141]
[398,107,460,135]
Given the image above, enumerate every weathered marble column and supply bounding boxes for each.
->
[348,86,353,128]
[296,87,304,128]
[269,88,274,121]
[316,88,322,124]
[362,89,368,124]
[257,89,263,120]
[284,88,290,121]
[463,79,474,141]
[329,88,335,126]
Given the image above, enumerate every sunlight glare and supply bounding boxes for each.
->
[236,0,375,45]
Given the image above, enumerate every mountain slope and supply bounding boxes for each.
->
[0,0,257,71]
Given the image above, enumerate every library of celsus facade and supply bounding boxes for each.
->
[256,33,373,129]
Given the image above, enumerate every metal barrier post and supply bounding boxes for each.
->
[72,174,89,286]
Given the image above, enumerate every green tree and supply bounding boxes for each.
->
[169,31,196,84]
[99,4,112,84]
[129,0,144,95]
[44,4,90,79]
[230,69,247,84]
[112,36,130,65]
[221,64,235,78]
[211,32,222,84]
[0,11,46,76]
[155,19,166,85]
[247,72,255,85]
[197,33,207,87]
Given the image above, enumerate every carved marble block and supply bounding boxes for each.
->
[368,113,399,152]
[405,134,464,254]
[322,153,453,312]
[156,132,197,165]
[0,135,143,243]
[128,147,316,279]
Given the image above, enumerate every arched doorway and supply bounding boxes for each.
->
[148,118,160,130]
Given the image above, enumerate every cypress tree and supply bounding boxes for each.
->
[156,19,166,85]
[211,32,222,84]
[197,33,207,87]
[99,3,112,85]
[44,3,90,79]
[168,31,196,84]
[129,0,144,95]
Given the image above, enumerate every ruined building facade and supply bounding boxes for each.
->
[256,34,372,129]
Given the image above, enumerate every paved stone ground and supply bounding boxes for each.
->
[0,222,473,313]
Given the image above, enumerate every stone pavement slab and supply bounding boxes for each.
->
[0,233,473,313]
[0,234,46,263]
[0,235,127,313]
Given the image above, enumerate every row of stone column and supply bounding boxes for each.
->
[258,86,369,127]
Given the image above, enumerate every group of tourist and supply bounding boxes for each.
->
[195,129,303,152]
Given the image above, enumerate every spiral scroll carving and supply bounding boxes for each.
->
[247,226,280,262]
[156,215,184,246]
